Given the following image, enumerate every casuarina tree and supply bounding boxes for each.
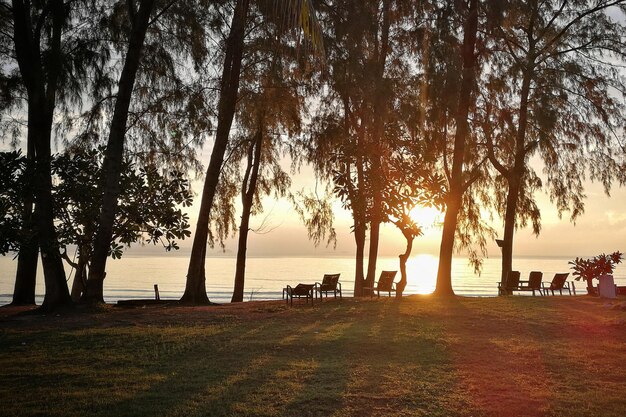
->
[182,0,324,304]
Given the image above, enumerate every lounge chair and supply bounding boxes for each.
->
[517,271,544,296]
[315,273,342,300]
[498,270,521,295]
[541,273,572,296]
[363,270,398,298]
[285,284,316,306]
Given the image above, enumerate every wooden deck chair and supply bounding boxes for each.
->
[364,271,398,298]
[541,273,572,296]
[315,273,342,300]
[285,284,315,306]
[518,271,544,296]
[498,270,521,295]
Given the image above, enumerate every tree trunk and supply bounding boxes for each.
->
[500,176,520,284]
[13,242,38,304]
[397,232,413,298]
[12,141,38,306]
[70,246,89,302]
[365,218,381,293]
[33,111,72,311]
[499,70,532,284]
[232,129,262,303]
[353,221,366,296]
[364,0,391,297]
[435,196,460,296]
[182,0,250,305]
[12,0,72,311]
[35,179,71,311]
[434,0,479,297]
[12,245,38,305]
[352,126,367,296]
[83,0,156,304]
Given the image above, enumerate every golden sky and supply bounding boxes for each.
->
[172,152,626,259]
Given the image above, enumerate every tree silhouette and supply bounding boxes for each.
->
[381,146,445,297]
[485,0,626,284]
[427,0,487,296]
[52,150,192,301]
[183,0,324,304]
[6,0,92,310]
[82,0,213,303]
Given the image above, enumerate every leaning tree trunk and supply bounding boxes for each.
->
[12,141,38,306]
[83,0,156,303]
[434,0,478,297]
[232,129,262,303]
[182,0,250,305]
[435,196,461,296]
[397,231,413,298]
[70,245,89,302]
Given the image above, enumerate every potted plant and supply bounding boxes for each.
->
[569,251,623,295]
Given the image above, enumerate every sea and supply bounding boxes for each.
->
[1,254,625,305]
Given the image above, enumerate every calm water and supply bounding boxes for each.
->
[1,254,625,305]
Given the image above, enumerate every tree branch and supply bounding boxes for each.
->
[148,0,177,27]
[485,129,509,177]
[462,156,488,192]
[537,0,626,58]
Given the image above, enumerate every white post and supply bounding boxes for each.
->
[598,275,616,299]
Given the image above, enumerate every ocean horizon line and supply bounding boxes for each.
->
[118,252,586,261]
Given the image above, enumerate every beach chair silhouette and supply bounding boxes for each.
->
[498,270,521,295]
[542,273,572,295]
[364,270,398,298]
[285,283,316,306]
[517,271,544,296]
[315,273,342,300]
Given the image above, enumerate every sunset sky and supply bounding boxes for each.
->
[3,130,624,262]
[142,150,626,260]
[3,5,625,263]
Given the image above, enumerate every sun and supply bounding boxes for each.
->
[409,205,443,228]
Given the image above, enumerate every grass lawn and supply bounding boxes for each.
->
[1,295,625,417]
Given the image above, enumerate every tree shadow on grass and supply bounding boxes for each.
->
[99,301,441,417]
[85,303,369,417]
[313,299,471,417]
[432,296,562,417]
[0,299,494,417]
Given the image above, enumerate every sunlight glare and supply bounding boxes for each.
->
[409,206,443,229]
[405,254,438,294]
